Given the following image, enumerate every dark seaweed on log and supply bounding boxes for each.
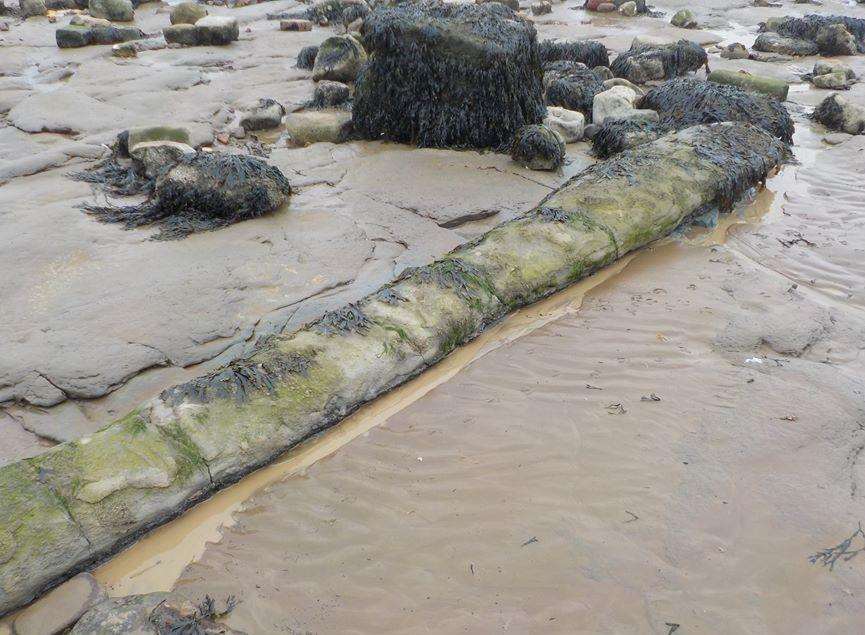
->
[538,39,609,69]
[314,304,371,336]
[161,351,314,406]
[762,14,865,54]
[592,78,794,157]
[591,119,662,159]
[352,0,545,150]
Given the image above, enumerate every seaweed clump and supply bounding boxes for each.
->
[77,153,292,240]
[592,78,794,158]
[610,39,707,84]
[297,45,319,70]
[352,0,545,150]
[538,39,609,69]
[762,15,865,55]
[640,78,794,143]
[511,124,565,171]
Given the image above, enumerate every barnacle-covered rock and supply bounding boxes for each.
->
[352,0,545,150]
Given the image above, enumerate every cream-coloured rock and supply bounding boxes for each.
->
[543,106,585,142]
[592,85,638,125]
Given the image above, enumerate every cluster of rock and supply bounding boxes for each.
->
[9,573,239,635]
[56,13,142,47]
[591,77,795,158]
[269,0,369,29]
[72,125,291,239]
[805,60,857,90]
[755,15,865,56]
[164,15,238,46]
[584,0,647,17]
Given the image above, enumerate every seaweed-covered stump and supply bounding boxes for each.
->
[538,39,609,69]
[592,78,794,157]
[352,0,545,149]
[610,39,707,84]
[78,153,292,240]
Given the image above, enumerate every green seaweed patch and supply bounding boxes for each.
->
[402,257,502,309]
[159,423,209,484]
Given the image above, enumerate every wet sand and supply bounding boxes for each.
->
[170,150,865,632]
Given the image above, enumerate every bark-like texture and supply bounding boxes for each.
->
[0,123,785,617]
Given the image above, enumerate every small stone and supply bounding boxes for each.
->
[583,123,600,139]
[88,0,134,22]
[592,65,613,81]
[70,14,110,27]
[283,110,352,146]
[312,80,350,107]
[720,42,749,59]
[530,1,551,15]
[511,124,565,171]
[0,20,9,30]
[280,19,313,31]
[194,15,239,45]
[812,71,851,90]
[216,132,230,144]
[164,23,198,46]
[56,26,93,48]
[239,98,285,131]
[312,35,367,82]
[592,85,637,125]
[130,141,196,179]
[603,77,643,96]
[823,132,851,145]
[543,106,585,143]
[127,125,191,151]
[671,8,697,29]
[815,23,857,56]
[111,41,137,57]
[753,32,818,56]
[21,0,48,17]
[618,1,636,15]
[813,60,856,80]
[170,1,207,25]
[12,574,107,635]
[595,2,615,11]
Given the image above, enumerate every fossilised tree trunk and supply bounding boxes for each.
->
[0,122,785,616]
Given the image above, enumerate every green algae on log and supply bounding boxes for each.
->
[708,70,790,102]
[0,122,786,616]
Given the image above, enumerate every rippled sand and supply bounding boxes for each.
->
[170,135,865,632]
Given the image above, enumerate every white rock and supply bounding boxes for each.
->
[543,106,585,143]
[592,85,638,125]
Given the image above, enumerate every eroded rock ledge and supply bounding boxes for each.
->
[0,122,785,616]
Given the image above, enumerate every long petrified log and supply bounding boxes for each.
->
[0,123,785,616]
